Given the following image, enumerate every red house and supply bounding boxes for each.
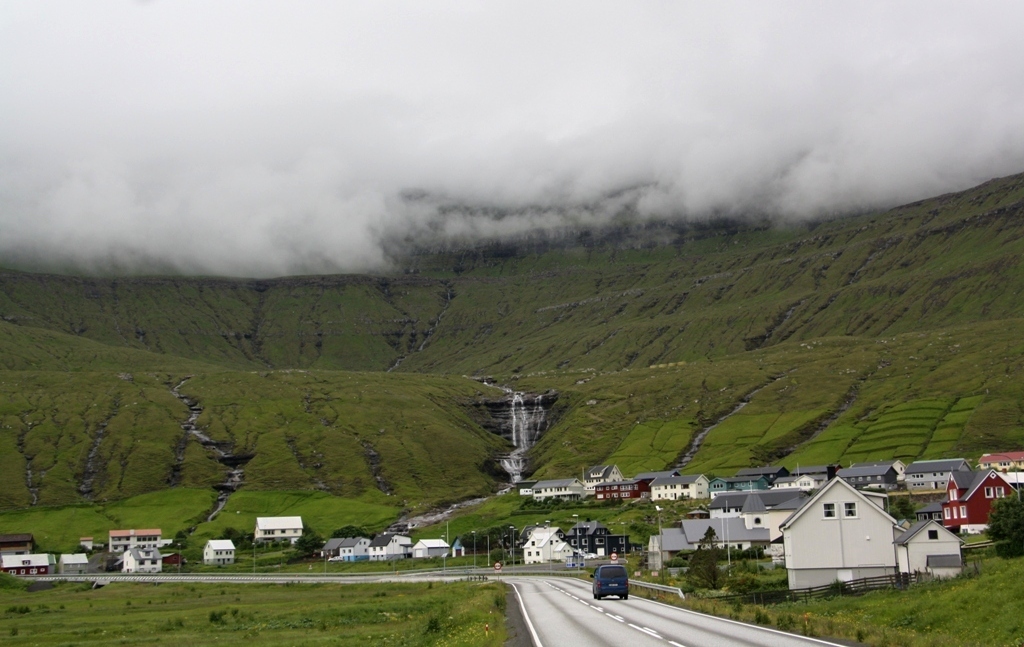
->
[942,469,1014,534]
[162,552,184,568]
[1,554,51,576]
[594,479,650,501]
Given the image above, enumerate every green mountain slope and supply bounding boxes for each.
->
[2,172,1024,521]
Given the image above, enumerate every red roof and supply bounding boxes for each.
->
[109,529,161,537]
[981,451,1024,462]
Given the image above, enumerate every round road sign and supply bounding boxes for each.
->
[610,552,618,562]
[494,562,502,571]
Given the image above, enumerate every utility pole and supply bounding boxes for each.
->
[472,531,477,570]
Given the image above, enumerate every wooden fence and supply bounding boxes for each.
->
[706,572,916,606]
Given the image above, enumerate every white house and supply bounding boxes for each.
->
[780,477,899,589]
[58,553,89,574]
[123,547,162,573]
[521,527,573,564]
[650,474,710,500]
[905,459,971,492]
[328,537,371,561]
[412,539,450,559]
[894,520,963,579]
[203,540,236,565]
[109,528,163,553]
[583,465,624,492]
[254,517,304,544]
[532,478,587,501]
[368,533,412,561]
[771,474,823,492]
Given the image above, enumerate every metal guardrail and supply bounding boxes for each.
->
[628,580,686,599]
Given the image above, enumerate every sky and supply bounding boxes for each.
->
[3,1,1024,277]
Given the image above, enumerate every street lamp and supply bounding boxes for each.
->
[572,514,580,573]
[509,525,516,573]
[545,520,552,574]
[441,536,447,574]
[472,531,477,570]
[655,506,663,572]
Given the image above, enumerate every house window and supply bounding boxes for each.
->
[823,503,836,518]
[844,502,858,518]
[950,490,958,501]
[952,507,958,519]
[960,505,967,518]
[944,507,951,519]
[927,530,939,540]
[996,487,1005,497]
[985,487,994,498]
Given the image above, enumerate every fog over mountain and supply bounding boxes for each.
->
[3,1,1024,277]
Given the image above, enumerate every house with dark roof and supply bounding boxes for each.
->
[565,521,628,557]
[710,490,809,517]
[736,466,790,485]
[851,460,907,482]
[633,469,681,482]
[915,501,945,522]
[791,464,839,480]
[942,469,1014,534]
[594,479,649,501]
[708,475,770,498]
[837,463,900,490]
[0,534,34,556]
[532,478,587,501]
[906,459,971,491]
[583,465,624,492]
[367,533,412,561]
[647,517,770,569]
[894,520,963,579]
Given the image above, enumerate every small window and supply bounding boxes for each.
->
[985,487,994,498]
[996,487,1005,497]
[844,502,858,518]
[944,507,951,519]
[927,529,939,540]
[823,503,836,518]
[960,505,967,517]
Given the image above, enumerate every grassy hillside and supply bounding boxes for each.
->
[2,172,1024,525]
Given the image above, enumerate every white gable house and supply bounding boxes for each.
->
[532,478,587,501]
[521,527,573,564]
[204,540,236,565]
[123,547,162,573]
[894,520,963,579]
[254,517,304,544]
[781,477,899,589]
[412,539,449,559]
[368,533,412,561]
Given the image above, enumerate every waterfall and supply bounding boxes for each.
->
[499,391,547,483]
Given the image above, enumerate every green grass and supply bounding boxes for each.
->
[0,579,508,646]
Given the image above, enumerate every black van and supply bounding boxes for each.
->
[591,564,629,600]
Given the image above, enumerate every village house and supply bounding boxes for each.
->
[122,547,162,573]
[367,533,412,561]
[850,460,907,482]
[837,463,900,490]
[978,451,1024,471]
[203,539,236,565]
[517,480,538,496]
[109,528,163,553]
[79,537,94,551]
[334,537,371,561]
[565,521,629,557]
[942,469,1015,534]
[2,554,52,576]
[522,526,573,564]
[736,466,790,485]
[915,502,945,522]
[532,478,587,501]
[894,520,963,579]
[771,474,822,492]
[780,477,898,589]
[162,553,183,569]
[906,459,971,492]
[412,539,450,559]
[583,465,624,492]
[708,475,770,498]
[648,517,769,570]
[58,554,89,575]
[254,517,304,544]
[709,490,808,519]
[0,534,34,555]
[650,474,710,500]
[594,479,649,500]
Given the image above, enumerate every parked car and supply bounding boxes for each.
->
[590,564,629,600]
[328,556,344,562]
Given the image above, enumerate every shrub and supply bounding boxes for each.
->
[208,610,227,624]
[753,608,771,625]
[776,614,795,631]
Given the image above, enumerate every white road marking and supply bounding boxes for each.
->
[629,623,662,638]
[606,613,624,622]
[509,582,545,647]
[668,641,687,647]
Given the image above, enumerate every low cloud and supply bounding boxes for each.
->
[2,2,1024,277]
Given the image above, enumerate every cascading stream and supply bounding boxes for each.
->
[498,390,548,483]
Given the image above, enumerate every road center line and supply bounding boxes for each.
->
[629,623,662,638]
[606,613,624,623]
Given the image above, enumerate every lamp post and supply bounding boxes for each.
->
[655,505,663,572]
[472,531,477,570]
[441,536,447,574]
[572,514,580,573]
[509,525,516,573]
[545,520,552,574]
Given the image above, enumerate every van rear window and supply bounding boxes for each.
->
[601,566,627,578]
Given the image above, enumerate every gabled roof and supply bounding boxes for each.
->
[894,520,962,545]
[595,479,639,488]
[110,528,161,537]
[206,540,235,551]
[59,553,89,565]
[633,469,680,480]
[413,539,449,549]
[533,478,583,489]
[780,476,897,531]
[585,465,619,479]
[661,518,770,551]
[741,494,767,514]
[128,547,161,560]
[1,554,50,568]
[569,521,607,535]
[709,491,808,510]
[322,538,346,551]
[948,469,978,490]
[960,469,1014,501]
[368,533,409,548]
[711,475,768,484]
[791,465,833,476]
[736,466,789,478]
[906,459,970,474]
[649,475,705,487]
[0,534,34,543]
[255,516,303,530]
[917,501,944,514]
[980,451,1024,462]
[838,464,896,478]
[339,537,369,548]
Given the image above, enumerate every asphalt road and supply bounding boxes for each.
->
[508,577,846,647]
